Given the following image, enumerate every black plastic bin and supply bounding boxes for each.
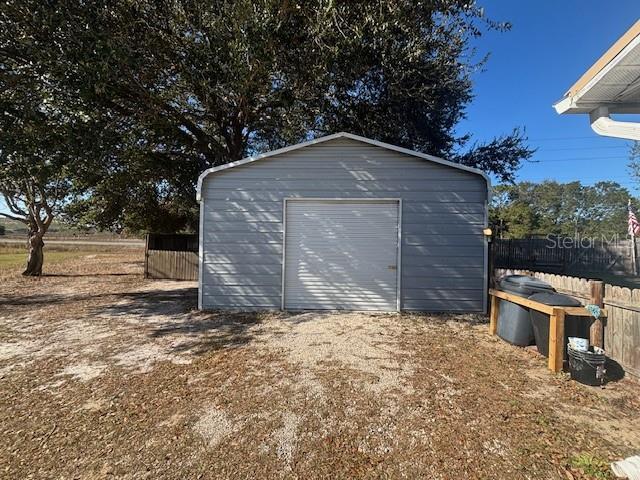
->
[529,292,593,360]
[568,346,606,386]
[497,275,555,346]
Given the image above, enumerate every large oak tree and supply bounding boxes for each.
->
[2,0,533,240]
[0,57,103,274]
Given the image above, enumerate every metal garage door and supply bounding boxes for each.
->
[283,199,400,311]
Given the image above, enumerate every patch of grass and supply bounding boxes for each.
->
[535,414,552,427]
[0,253,26,269]
[0,245,27,254]
[570,453,612,479]
[0,243,140,254]
[0,241,141,268]
[0,251,101,270]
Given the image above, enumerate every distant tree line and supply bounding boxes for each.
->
[490,180,638,239]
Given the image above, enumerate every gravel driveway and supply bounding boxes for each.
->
[1,253,639,479]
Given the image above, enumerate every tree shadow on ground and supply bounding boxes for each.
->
[43,273,137,278]
[401,311,488,325]
[0,291,114,306]
[151,310,270,354]
[0,286,140,306]
[97,286,286,355]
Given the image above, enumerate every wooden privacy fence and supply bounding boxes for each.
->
[493,237,638,276]
[604,284,640,378]
[144,233,198,281]
[495,268,640,377]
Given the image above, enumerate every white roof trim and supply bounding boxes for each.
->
[554,31,640,115]
[196,132,489,200]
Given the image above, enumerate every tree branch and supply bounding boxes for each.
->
[2,192,29,217]
[0,211,29,224]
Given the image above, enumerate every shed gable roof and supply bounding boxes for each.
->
[196,132,489,200]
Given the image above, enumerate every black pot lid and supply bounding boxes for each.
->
[501,275,554,290]
[528,291,582,307]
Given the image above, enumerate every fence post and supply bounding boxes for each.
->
[144,233,149,279]
[487,238,494,311]
[588,280,604,349]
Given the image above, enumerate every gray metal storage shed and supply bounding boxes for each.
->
[196,132,490,313]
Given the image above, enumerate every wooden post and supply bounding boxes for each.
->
[487,234,494,309]
[632,233,639,276]
[631,200,639,276]
[589,280,604,349]
[144,233,149,279]
[489,295,499,335]
[548,308,566,373]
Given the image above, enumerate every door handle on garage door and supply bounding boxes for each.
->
[388,265,397,270]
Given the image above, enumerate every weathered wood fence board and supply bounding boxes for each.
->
[493,237,637,276]
[495,268,640,378]
[145,250,198,280]
[604,285,640,378]
[144,233,199,281]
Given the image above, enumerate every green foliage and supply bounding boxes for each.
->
[490,180,636,238]
[570,453,612,480]
[0,58,96,235]
[490,184,538,238]
[0,0,533,232]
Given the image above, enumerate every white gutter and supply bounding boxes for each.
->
[589,106,640,141]
[553,96,573,115]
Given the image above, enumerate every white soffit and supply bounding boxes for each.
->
[554,20,640,115]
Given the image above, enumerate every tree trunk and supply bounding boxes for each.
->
[22,233,44,276]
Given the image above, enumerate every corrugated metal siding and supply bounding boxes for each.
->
[200,137,487,311]
[284,200,398,311]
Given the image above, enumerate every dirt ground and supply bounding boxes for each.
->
[1,252,639,479]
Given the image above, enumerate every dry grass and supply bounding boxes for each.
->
[0,253,639,479]
[0,250,110,269]
[0,243,143,270]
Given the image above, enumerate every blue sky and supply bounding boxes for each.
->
[459,1,639,193]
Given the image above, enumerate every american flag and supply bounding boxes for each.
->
[630,201,640,237]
